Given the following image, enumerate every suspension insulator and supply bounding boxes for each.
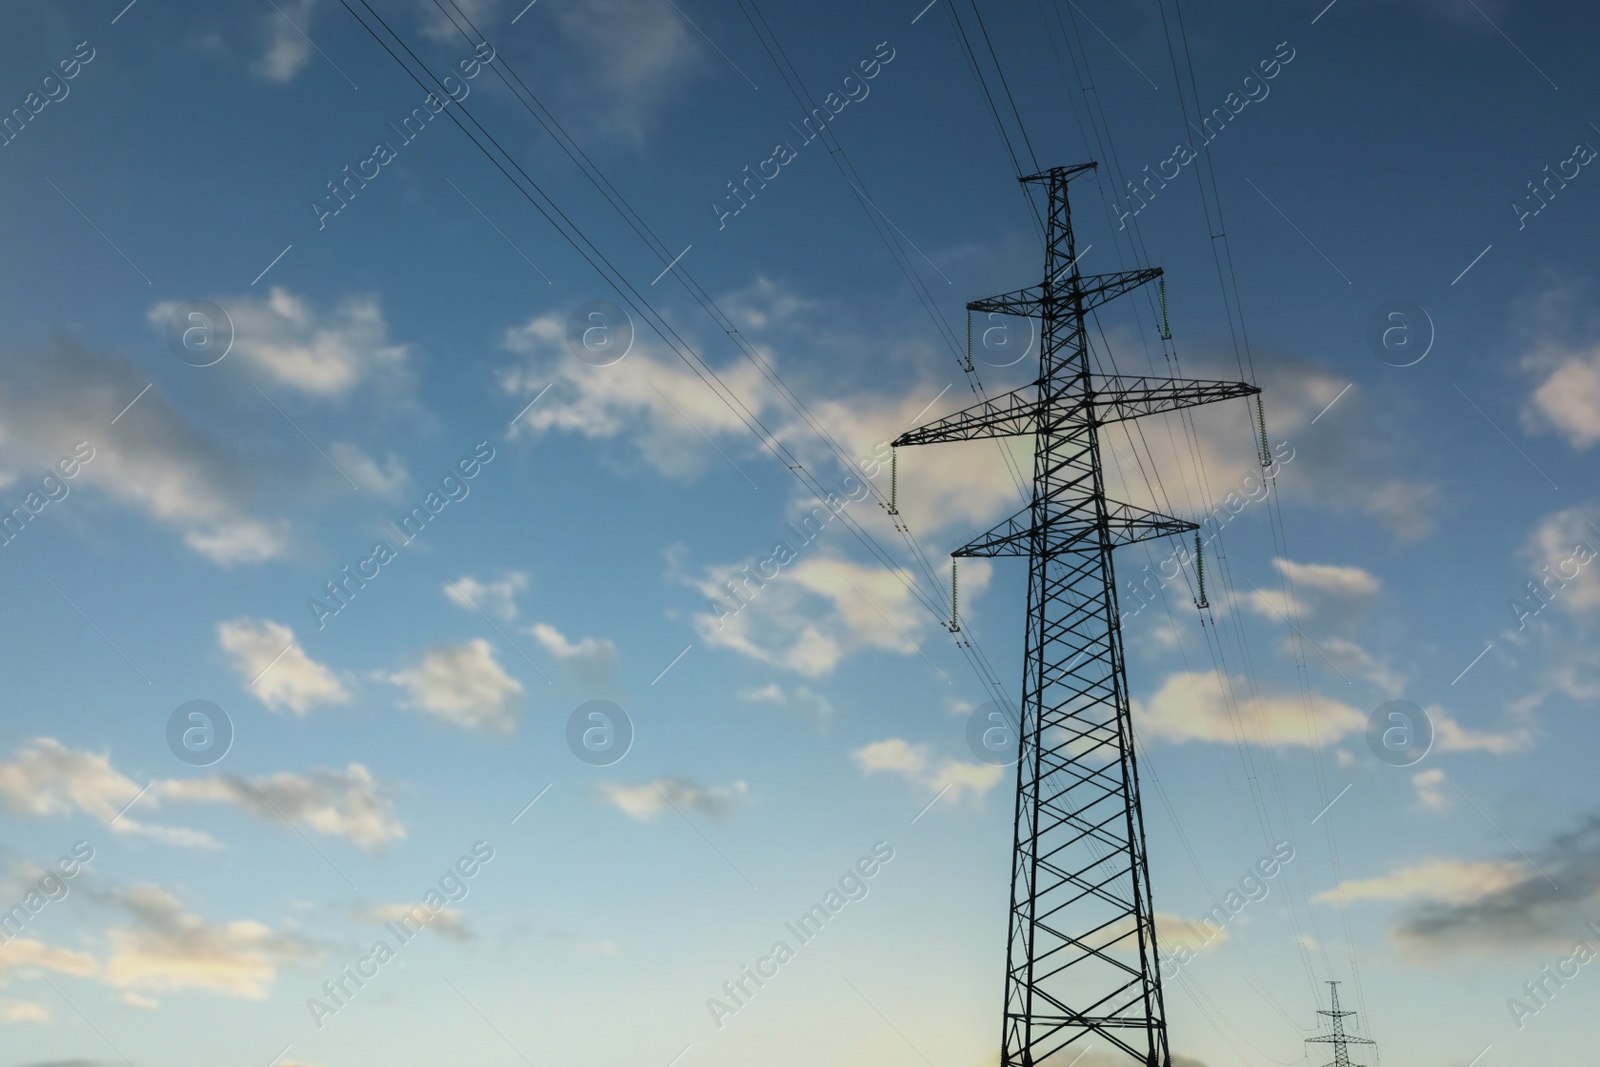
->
[965,310,974,373]
[949,560,960,632]
[1193,532,1209,611]
[888,447,900,516]
[1256,395,1272,468]
[1159,277,1172,341]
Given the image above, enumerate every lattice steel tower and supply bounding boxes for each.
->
[895,163,1258,1067]
[1307,982,1375,1067]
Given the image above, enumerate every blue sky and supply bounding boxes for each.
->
[1,0,1599,1065]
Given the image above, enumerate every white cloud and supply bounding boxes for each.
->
[739,683,833,730]
[1134,673,1528,755]
[1412,768,1452,813]
[160,764,405,851]
[151,288,408,399]
[500,310,772,481]
[1361,480,1439,542]
[1098,358,1439,542]
[528,623,618,684]
[1315,636,1406,697]
[1516,504,1600,617]
[1243,587,1298,620]
[498,292,1032,541]
[1314,858,1525,906]
[0,999,49,1022]
[0,738,404,850]
[509,283,1444,573]
[688,552,988,677]
[1133,671,1366,748]
[1155,912,1230,953]
[0,339,289,565]
[0,738,212,847]
[417,0,500,40]
[218,618,350,715]
[551,0,703,134]
[0,737,147,824]
[253,0,317,82]
[851,738,1002,803]
[1271,558,1381,598]
[102,884,315,1000]
[1433,707,1532,755]
[329,442,409,498]
[599,777,747,822]
[1515,281,1600,450]
[445,572,529,621]
[504,287,1440,596]
[1372,819,1600,954]
[1104,911,1229,956]
[720,276,816,332]
[0,938,99,980]
[544,929,621,958]
[1527,352,1600,448]
[385,639,524,734]
[361,902,471,941]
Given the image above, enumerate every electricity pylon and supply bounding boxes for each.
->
[894,163,1259,1067]
[1307,981,1375,1067]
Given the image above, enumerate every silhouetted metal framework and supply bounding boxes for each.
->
[895,163,1258,1067]
[1307,982,1375,1067]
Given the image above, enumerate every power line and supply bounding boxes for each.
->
[335,0,1018,710]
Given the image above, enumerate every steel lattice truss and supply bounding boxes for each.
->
[1306,982,1375,1067]
[894,164,1259,1067]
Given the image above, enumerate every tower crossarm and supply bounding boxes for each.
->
[892,383,1041,447]
[892,374,1257,451]
[953,505,1036,557]
[953,500,1198,558]
[967,268,1164,319]
[1306,1038,1376,1045]
[1080,374,1260,425]
[1020,162,1100,186]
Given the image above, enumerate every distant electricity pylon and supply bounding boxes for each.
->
[1307,981,1376,1067]
[895,163,1259,1067]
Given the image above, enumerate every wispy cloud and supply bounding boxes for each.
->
[0,738,404,850]
[528,623,618,684]
[598,777,747,822]
[384,639,524,734]
[219,618,350,715]
[851,738,1002,803]
[445,572,529,621]
[1320,818,1600,956]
